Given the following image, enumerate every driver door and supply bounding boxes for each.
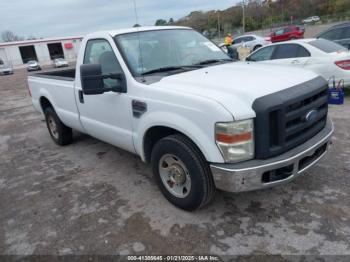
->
[75,38,135,153]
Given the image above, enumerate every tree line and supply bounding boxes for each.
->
[1,30,40,42]
[155,0,350,33]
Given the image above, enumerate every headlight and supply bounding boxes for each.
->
[215,119,254,163]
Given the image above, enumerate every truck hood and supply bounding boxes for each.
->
[150,62,319,120]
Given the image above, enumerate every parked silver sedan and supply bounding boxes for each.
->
[303,16,321,24]
[231,34,271,51]
[0,63,14,75]
[27,60,41,71]
[53,58,69,68]
[220,34,271,54]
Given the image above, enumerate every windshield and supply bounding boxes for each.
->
[114,29,230,76]
[309,39,347,53]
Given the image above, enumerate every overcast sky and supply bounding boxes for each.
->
[0,0,240,39]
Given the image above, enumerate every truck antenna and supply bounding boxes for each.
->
[132,0,145,80]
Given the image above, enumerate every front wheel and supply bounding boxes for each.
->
[151,134,215,211]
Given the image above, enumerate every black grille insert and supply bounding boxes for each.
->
[253,77,328,159]
[262,164,294,183]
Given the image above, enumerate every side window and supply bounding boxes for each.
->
[249,45,276,61]
[319,28,343,40]
[341,27,350,39]
[284,27,293,33]
[245,36,254,42]
[234,37,243,44]
[297,46,311,57]
[84,39,123,88]
[241,37,249,42]
[272,44,300,59]
[275,29,284,36]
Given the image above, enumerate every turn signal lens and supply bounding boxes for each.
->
[216,132,252,144]
[215,120,254,163]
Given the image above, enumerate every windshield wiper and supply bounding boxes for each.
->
[141,66,196,76]
[195,59,232,66]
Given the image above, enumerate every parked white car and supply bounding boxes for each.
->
[53,58,69,68]
[220,34,270,52]
[0,63,14,75]
[246,38,350,87]
[27,60,41,71]
[28,27,333,211]
[303,16,321,24]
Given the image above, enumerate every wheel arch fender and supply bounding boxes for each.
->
[38,88,58,114]
[135,112,225,164]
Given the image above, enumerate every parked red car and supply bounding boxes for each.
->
[269,26,305,43]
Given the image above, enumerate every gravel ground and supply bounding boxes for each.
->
[0,68,349,260]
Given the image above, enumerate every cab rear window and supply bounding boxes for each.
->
[309,39,347,53]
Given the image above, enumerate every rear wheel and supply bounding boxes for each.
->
[44,107,72,146]
[151,134,215,211]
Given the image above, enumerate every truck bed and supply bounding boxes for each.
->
[28,67,83,132]
[32,68,75,81]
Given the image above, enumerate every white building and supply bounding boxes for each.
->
[0,36,83,68]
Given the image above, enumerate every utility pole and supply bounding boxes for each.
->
[242,0,245,34]
[281,0,285,24]
[217,11,221,40]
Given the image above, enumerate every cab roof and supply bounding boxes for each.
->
[86,26,191,39]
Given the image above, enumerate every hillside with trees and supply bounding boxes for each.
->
[155,0,350,37]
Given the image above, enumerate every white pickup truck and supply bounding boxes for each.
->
[28,26,334,211]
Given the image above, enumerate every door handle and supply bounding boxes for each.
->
[292,60,300,64]
[78,90,84,103]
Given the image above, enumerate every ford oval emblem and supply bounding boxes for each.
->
[305,110,318,123]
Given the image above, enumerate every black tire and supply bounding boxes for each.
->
[151,134,215,211]
[44,107,72,146]
[253,45,262,51]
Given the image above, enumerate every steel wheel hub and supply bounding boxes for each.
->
[159,154,191,198]
[169,164,186,185]
[48,116,58,139]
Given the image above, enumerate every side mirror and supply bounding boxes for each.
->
[80,64,126,95]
